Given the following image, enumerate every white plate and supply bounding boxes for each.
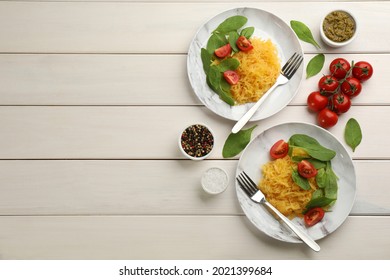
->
[187,7,304,121]
[235,122,356,242]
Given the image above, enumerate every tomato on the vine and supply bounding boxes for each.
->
[307,91,328,112]
[269,140,289,159]
[318,75,339,95]
[214,44,231,58]
[329,58,351,79]
[352,61,373,82]
[298,160,318,178]
[304,207,325,227]
[341,77,362,97]
[236,36,253,52]
[332,93,351,114]
[317,108,338,128]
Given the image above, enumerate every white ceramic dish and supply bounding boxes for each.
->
[320,10,357,48]
[187,7,304,121]
[201,167,229,195]
[235,122,356,242]
[178,123,215,160]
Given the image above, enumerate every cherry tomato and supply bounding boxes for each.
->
[341,77,362,98]
[352,61,373,82]
[332,93,351,114]
[236,36,253,52]
[329,58,351,79]
[270,140,289,159]
[298,160,318,178]
[307,91,328,112]
[317,108,338,128]
[223,70,239,85]
[318,75,339,95]
[214,44,231,58]
[304,207,325,227]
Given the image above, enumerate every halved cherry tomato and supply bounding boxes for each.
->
[318,75,339,96]
[307,91,328,112]
[223,70,239,85]
[304,207,325,227]
[329,58,351,79]
[236,36,253,52]
[352,61,373,82]
[214,43,232,58]
[317,108,338,128]
[341,77,362,97]
[332,93,351,114]
[298,160,318,178]
[270,140,289,159]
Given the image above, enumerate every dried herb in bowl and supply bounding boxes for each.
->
[180,124,214,159]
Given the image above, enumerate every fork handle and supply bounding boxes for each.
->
[264,201,321,252]
[231,81,279,134]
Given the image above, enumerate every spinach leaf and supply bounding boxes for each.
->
[228,31,239,52]
[304,197,336,213]
[288,134,336,161]
[345,118,362,152]
[306,54,325,79]
[240,26,255,38]
[290,20,321,49]
[291,169,311,190]
[200,48,212,74]
[315,162,338,199]
[311,189,324,200]
[208,66,222,90]
[217,58,240,72]
[206,33,226,54]
[222,125,257,158]
[214,15,247,34]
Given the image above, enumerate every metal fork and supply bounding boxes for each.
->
[231,52,303,133]
[237,171,320,252]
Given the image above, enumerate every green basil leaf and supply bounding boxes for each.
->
[291,169,311,190]
[228,31,239,52]
[315,168,327,189]
[217,58,240,72]
[201,48,212,74]
[214,15,247,34]
[206,33,227,54]
[306,54,325,79]
[288,134,336,161]
[290,20,321,49]
[345,118,362,152]
[240,26,255,38]
[222,125,257,158]
[304,197,336,213]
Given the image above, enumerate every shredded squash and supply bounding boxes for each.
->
[259,156,318,218]
[231,38,280,104]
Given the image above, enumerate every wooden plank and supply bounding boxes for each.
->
[0,160,388,215]
[0,216,388,259]
[0,53,386,105]
[0,2,388,53]
[0,106,388,159]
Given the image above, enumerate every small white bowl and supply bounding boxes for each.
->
[320,10,357,48]
[201,167,229,195]
[178,123,214,160]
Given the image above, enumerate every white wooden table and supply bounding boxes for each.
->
[0,0,389,260]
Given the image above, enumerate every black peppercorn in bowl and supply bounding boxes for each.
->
[179,124,215,160]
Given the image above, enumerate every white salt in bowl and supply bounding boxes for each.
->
[201,167,229,195]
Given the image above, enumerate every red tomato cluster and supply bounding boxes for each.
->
[307,58,373,128]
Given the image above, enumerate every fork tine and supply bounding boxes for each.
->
[281,53,303,79]
[237,175,253,197]
[237,172,259,196]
